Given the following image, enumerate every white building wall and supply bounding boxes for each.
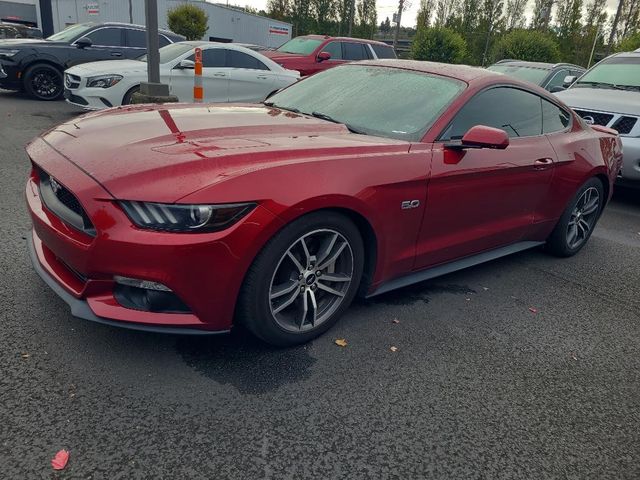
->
[44,0,291,48]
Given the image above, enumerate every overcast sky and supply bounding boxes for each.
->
[215,0,620,30]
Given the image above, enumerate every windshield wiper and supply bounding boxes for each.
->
[311,111,364,134]
[263,101,300,113]
[575,81,627,90]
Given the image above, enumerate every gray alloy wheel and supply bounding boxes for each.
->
[566,186,600,249]
[268,229,354,333]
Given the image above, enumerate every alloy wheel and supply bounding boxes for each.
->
[269,229,354,333]
[31,68,61,99]
[566,186,600,249]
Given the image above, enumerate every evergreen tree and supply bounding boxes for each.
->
[416,0,437,29]
[267,0,291,21]
[505,0,528,30]
[531,0,554,29]
[555,0,583,64]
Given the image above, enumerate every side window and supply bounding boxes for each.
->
[545,69,569,90]
[343,42,367,60]
[202,48,226,68]
[85,27,123,47]
[542,99,571,134]
[321,41,342,60]
[127,30,172,48]
[441,87,543,139]
[226,50,268,70]
[372,44,396,59]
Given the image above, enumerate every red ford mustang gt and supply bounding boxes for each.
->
[26,60,623,345]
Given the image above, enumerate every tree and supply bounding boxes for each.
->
[434,0,459,27]
[380,16,392,33]
[505,0,528,30]
[416,0,437,29]
[312,0,337,34]
[167,4,209,41]
[531,0,554,29]
[355,0,377,38]
[616,31,640,50]
[492,29,561,62]
[555,0,583,62]
[267,0,291,21]
[412,26,467,63]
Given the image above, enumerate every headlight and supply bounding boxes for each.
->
[0,49,19,58]
[86,74,123,88]
[120,201,256,233]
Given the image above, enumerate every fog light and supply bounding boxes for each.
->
[113,275,172,292]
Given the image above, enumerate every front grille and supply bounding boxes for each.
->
[611,116,637,135]
[574,109,614,126]
[36,167,96,236]
[64,73,81,89]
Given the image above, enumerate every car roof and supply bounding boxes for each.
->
[79,21,179,37]
[492,60,584,70]
[300,34,390,46]
[356,59,499,83]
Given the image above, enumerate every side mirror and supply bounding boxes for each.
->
[446,125,509,150]
[75,37,92,49]
[317,51,331,62]
[176,59,195,69]
[549,85,566,93]
[563,75,577,87]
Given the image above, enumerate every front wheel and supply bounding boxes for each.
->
[23,63,63,100]
[238,212,364,346]
[546,177,604,257]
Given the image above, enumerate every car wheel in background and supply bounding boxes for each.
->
[122,85,140,105]
[239,211,364,346]
[546,177,604,257]
[23,63,63,100]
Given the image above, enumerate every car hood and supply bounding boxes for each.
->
[0,38,65,47]
[556,87,640,116]
[262,51,307,62]
[66,59,148,76]
[38,103,409,203]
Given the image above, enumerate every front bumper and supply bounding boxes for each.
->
[0,60,21,89]
[25,138,282,333]
[64,83,126,110]
[619,136,640,185]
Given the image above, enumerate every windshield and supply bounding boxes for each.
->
[574,56,640,89]
[139,43,194,64]
[47,23,94,42]
[487,64,550,85]
[277,37,323,55]
[266,65,465,141]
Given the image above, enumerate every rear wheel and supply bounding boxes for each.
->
[546,177,604,257]
[239,212,364,346]
[23,63,63,100]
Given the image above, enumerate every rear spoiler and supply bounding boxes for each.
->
[590,124,619,136]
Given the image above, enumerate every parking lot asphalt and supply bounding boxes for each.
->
[1,90,639,479]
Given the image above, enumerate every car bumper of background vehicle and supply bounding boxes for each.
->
[618,136,640,184]
[64,88,113,110]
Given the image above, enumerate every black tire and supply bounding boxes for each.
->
[122,85,140,105]
[23,63,63,100]
[546,177,605,257]
[238,211,364,346]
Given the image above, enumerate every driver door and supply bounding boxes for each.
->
[414,87,557,269]
[169,48,230,103]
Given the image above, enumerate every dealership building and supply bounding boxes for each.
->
[0,0,292,48]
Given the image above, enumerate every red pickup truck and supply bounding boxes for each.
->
[262,35,396,76]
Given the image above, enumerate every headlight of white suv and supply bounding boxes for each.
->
[86,74,123,88]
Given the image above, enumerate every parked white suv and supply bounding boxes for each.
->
[555,51,640,188]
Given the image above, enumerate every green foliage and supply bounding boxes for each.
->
[167,4,208,41]
[616,32,640,52]
[412,27,467,63]
[492,29,561,63]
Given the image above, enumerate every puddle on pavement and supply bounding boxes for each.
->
[175,330,316,394]
[364,282,476,306]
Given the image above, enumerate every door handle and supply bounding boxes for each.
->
[111,52,123,57]
[534,158,554,170]
[213,72,226,77]
[257,75,268,79]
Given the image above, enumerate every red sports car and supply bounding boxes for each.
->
[26,61,623,346]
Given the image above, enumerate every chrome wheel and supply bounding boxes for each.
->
[269,229,354,333]
[567,186,600,249]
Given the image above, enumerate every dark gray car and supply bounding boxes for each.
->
[488,60,585,92]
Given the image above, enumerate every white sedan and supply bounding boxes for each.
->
[63,41,300,109]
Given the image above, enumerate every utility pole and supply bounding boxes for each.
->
[588,24,600,68]
[393,0,404,51]
[38,0,54,37]
[135,0,177,104]
[348,0,355,37]
[606,0,625,56]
